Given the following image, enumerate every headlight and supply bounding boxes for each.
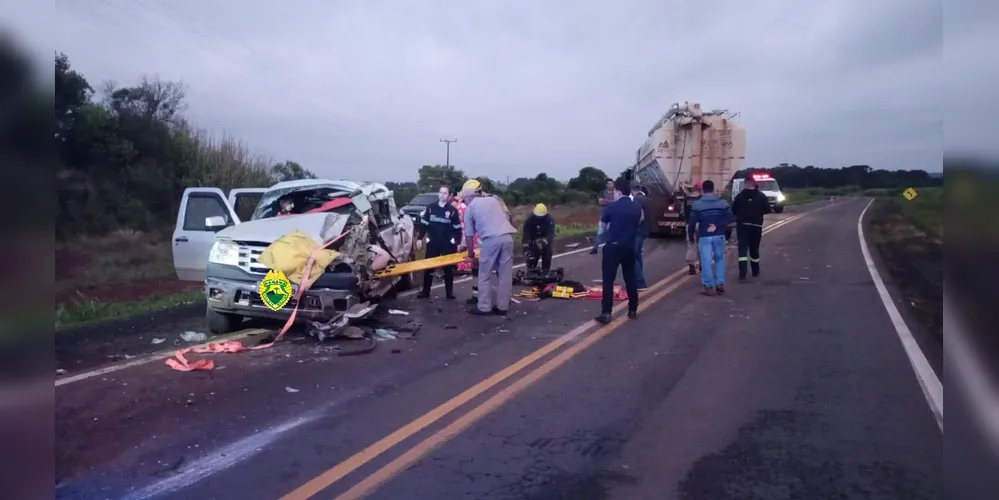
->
[776,193,786,202]
[209,240,240,266]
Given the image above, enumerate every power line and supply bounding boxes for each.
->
[440,138,457,168]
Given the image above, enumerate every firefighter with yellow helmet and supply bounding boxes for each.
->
[460,178,517,316]
[521,203,555,273]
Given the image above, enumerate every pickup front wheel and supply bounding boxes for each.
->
[206,306,242,334]
[773,205,785,214]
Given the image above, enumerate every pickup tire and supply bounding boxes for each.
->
[773,205,785,214]
[206,306,242,334]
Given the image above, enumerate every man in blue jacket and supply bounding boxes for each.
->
[594,179,642,324]
[687,179,733,296]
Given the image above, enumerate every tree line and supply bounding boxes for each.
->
[56,53,318,240]
[55,51,942,240]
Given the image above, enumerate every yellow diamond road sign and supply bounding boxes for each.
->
[902,187,918,201]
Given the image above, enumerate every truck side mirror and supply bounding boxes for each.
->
[205,216,229,232]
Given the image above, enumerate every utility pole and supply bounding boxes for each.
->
[440,138,457,168]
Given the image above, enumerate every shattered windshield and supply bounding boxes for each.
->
[251,186,358,220]
[756,180,780,192]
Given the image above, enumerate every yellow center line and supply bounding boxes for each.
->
[279,269,687,500]
[333,276,693,500]
[281,205,826,499]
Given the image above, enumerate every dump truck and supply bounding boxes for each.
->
[631,101,745,238]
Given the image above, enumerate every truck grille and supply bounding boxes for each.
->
[237,243,271,275]
[766,196,777,203]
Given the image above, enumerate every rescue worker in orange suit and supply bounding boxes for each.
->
[731,175,771,281]
[521,203,555,273]
[415,185,462,299]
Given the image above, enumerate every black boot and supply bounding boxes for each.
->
[594,313,612,324]
[688,264,696,275]
[751,263,760,278]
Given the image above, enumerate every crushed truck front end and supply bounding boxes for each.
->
[174,180,416,334]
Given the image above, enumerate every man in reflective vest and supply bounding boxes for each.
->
[415,185,462,299]
[731,175,771,281]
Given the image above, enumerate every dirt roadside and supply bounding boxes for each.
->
[865,199,942,341]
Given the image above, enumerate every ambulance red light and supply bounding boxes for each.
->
[751,173,772,181]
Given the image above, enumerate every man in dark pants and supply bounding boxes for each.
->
[594,179,642,324]
[416,185,462,299]
[521,203,555,272]
[731,176,771,281]
[629,180,650,290]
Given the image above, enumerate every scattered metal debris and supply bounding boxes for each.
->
[374,328,397,340]
[151,337,166,345]
[180,331,208,342]
[388,309,409,316]
[284,387,300,393]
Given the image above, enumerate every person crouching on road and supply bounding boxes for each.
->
[416,185,462,300]
[629,180,650,290]
[522,203,555,273]
[731,175,771,281]
[461,179,517,316]
[687,180,733,296]
[590,179,622,255]
[594,179,642,324]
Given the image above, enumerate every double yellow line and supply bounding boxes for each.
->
[282,207,821,499]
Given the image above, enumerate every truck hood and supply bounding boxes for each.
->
[217,213,351,244]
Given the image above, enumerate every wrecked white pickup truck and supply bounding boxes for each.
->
[172,180,416,333]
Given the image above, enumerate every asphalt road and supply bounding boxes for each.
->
[54,198,943,500]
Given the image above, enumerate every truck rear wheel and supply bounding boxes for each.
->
[206,306,242,334]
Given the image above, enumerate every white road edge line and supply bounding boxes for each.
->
[53,203,824,389]
[54,328,271,387]
[857,198,943,430]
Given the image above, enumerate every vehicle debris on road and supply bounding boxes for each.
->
[180,331,207,343]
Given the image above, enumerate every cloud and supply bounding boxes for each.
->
[51,0,961,180]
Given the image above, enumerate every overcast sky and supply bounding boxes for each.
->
[39,1,987,180]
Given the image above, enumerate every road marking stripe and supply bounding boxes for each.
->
[857,198,943,430]
[281,205,824,499]
[278,268,689,500]
[330,276,693,500]
[54,329,270,387]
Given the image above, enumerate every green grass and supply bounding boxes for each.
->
[892,187,943,238]
[55,290,203,331]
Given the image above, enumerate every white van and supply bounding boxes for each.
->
[731,173,786,213]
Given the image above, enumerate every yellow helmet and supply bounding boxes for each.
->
[460,179,482,198]
[532,203,548,216]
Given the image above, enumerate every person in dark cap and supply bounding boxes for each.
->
[629,179,650,290]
